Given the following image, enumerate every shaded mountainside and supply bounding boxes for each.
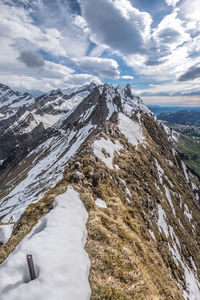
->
[0,83,200,299]
[0,82,96,172]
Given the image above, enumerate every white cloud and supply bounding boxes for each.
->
[0,3,67,56]
[153,10,190,52]
[0,71,102,93]
[0,1,95,92]
[121,75,134,80]
[178,0,200,37]
[78,0,199,98]
[165,0,180,7]
[0,0,199,98]
[38,61,74,80]
[134,79,200,96]
[0,74,57,93]
[63,73,102,87]
[122,7,200,100]
[72,15,88,33]
[73,57,120,78]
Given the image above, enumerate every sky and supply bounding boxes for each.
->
[0,0,200,105]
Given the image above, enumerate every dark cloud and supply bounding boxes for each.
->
[178,64,200,81]
[145,58,166,66]
[18,50,44,68]
[79,0,152,55]
[157,27,181,43]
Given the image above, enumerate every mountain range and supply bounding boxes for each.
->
[0,82,200,300]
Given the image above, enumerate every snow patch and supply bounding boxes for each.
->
[169,242,200,299]
[167,159,173,167]
[184,204,192,222]
[181,161,189,183]
[105,89,118,119]
[95,198,107,208]
[118,112,145,147]
[0,224,14,243]
[195,193,199,201]
[164,186,175,215]
[80,105,95,122]
[92,137,122,169]
[169,225,180,249]
[120,179,131,197]
[190,257,197,273]
[33,113,61,129]
[149,229,156,240]
[157,204,169,237]
[0,159,5,166]
[155,159,164,185]
[0,186,91,300]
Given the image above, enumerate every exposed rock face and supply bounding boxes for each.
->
[0,123,46,174]
[0,82,200,299]
[0,83,35,120]
[0,82,97,169]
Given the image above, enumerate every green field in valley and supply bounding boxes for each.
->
[166,122,200,177]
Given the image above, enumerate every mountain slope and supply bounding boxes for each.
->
[0,83,200,300]
[0,83,35,120]
[0,82,96,172]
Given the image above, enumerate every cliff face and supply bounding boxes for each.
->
[0,83,200,299]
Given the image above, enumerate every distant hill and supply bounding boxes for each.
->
[158,110,200,126]
[148,105,200,116]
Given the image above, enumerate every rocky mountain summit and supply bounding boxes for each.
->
[0,82,200,299]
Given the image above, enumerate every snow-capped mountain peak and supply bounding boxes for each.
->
[0,84,35,120]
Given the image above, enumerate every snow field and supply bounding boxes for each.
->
[0,186,91,300]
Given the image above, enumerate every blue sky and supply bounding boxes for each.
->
[0,0,200,105]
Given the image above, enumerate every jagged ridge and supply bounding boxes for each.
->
[0,82,200,300]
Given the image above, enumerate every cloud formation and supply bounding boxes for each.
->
[0,0,199,102]
[73,57,120,78]
[18,50,44,68]
[121,75,134,80]
[79,0,152,55]
[165,0,180,7]
[178,64,200,81]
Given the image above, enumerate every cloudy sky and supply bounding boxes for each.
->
[1,0,200,105]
